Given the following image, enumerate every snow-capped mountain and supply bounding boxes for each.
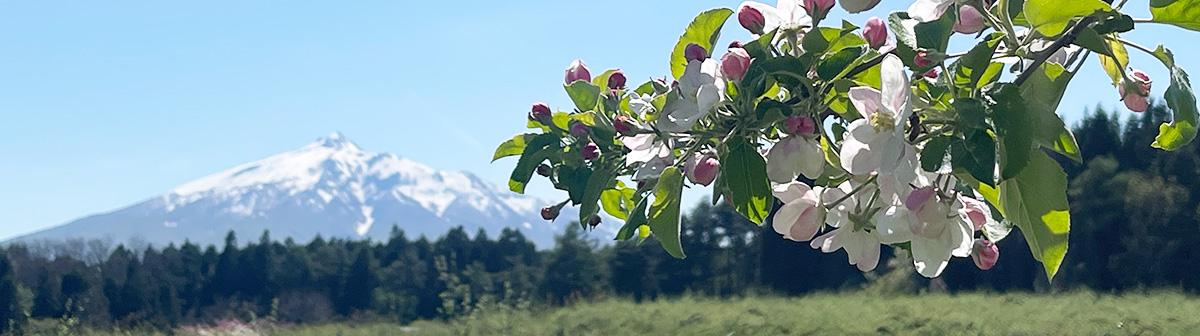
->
[10,133,589,248]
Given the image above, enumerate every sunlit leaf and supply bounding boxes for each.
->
[648,167,686,258]
[670,8,734,79]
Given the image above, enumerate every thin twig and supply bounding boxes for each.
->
[1013,17,1098,86]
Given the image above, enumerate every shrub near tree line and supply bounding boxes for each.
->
[498,0,1200,282]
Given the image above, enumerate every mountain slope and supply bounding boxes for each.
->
[11,133,585,247]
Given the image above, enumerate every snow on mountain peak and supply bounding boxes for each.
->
[307,132,360,151]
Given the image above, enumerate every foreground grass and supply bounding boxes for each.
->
[62,291,1200,335]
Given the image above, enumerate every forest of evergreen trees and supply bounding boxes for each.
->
[1,101,1199,332]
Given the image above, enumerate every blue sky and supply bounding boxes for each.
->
[0,1,1193,240]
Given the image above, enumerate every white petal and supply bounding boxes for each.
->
[848,87,882,120]
[846,230,881,272]
[908,0,955,22]
[880,54,911,121]
[911,236,953,278]
[876,206,915,244]
[949,220,974,257]
[772,202,804,240]
[839,120,885,175]
[771,181,812,204]
[696,84,721,115]
[810,229,842,253]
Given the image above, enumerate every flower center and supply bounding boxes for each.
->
[869,110,895,133]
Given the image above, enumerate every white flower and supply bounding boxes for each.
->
[628,93,655,119]
[766,135,825,183]
[811,181,882,271]
[908,0,956,23]
[876,173,973,278]
[658,59,724,133]
[771,181,825,242]
[623,133,674,181]
[739,0,813,34]
[841,54,912,177]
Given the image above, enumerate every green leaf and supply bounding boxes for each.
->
[921,135,952,172]
[1072,27,1114,59]
[743,30,777,60]
[1097,36,1129,86]
[648,167,686,258]
[888,11,955,70]
[492,134,537,162]
[579,166,617,225]
[997,150,1071,282]
[591,69,620,92]
[722,138,772,224]
[615,196,650,241]
[954,98,988,130]
[600,185,635,220]
[1023,0,1110,36]
[816,47,864,81]
[1150,0,1200,32]
[1019,63,1082,162]
[952,131,997,187]
[989,84,1034,180]
[564,81,602,112]
[670,8,734,79]
[1149,46,1200,150]
[508,134,561,193]
[952,35,1002,90]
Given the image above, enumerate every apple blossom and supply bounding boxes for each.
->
[908,0,955,22]
[529,102,552,123]
[862,17,888,49]
[738,3,769,34]
[840,0,881,13]
[685,153,721,186]
[841,54,912,177]
[958,196,993,231]
[771,182,825,242]
[877,175,974,278]
[738,0,812,35]
[685,43,708,62]
[971,238,999,270]
[810,181,883,271]
[564,59,591,84]
[721,47,753,80]
[659,59,725,133]
[1119,69,1152,112]
[624,134,675,181]
[767,135,825,183]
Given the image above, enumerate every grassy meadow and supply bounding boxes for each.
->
[44,291,1200,336]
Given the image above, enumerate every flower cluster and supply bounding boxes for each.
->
[498,0,1198,280]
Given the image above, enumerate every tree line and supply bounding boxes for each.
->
[0,100,1197,332]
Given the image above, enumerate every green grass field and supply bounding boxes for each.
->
[50,291,1200,336]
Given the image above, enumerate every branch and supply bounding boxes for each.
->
[1013,17,1097,86]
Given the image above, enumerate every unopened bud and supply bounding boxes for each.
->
[608,70,627,90]
[588,216,602,227]
[570,121,590,138]
[971,238,1000,270]
[954,5,987,34]
[728,41,744,49]
[541,206,560,221]
[738,4,767,35]
[924,68,939,79]
[841,0,882,13]
[914,50,934,68]
[720,48,753,81]
[685,43,708,62]
[862,17,888,49]
[803,0,834,19]
[536,164,551,177]
[785,116,816,136]
[565,59,592,84]
[529,102,552,123]
[581,142,600,160]
[685,153,720,186]
[613,115,639,136]
[1119,69,1152,112]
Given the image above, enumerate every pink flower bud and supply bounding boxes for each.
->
[570,121,590,138]
[785,116,816,136]
[738,4,767,35]
[608,70,627,90]
[958,196,991,231]
[954,5,987,34]
[971,238,999,270]
[564,59,592,84]
[905,186,937,212]
[685,153,720,186]
[541,206,560,221]
[720,48,753,81]
[536,164,551,177]
[914,50,934,68]
[728,41,744,49]
[685,43,708,62]
[588,216,602,227]
[840,0,882,13]
[803,0,834,18]
[924,68,939,79]
[613,115,639,136]
[1119,69,1152,112]
[862,17,888,49]
[529,102,552,122]
[581,142,600,160]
